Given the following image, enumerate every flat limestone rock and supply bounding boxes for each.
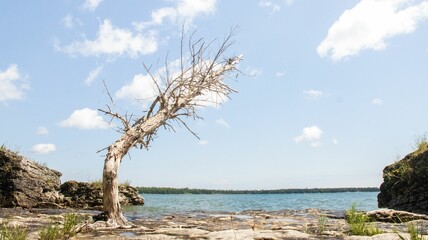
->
[2,208,428,240]
[344,233,427,240]
[367,209,428,223]
[153,227,210,237]
[206,229,315,240]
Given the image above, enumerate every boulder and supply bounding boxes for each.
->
[118,185,146,206]
[0,148,63,208]
[60,180,103,209]
[378,146,428,214]
[366,209,428,223]
[60,180,144,210]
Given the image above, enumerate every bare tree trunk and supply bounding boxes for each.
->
[102,116,168,226]
[102,134,136,227]
[99,30,241,227]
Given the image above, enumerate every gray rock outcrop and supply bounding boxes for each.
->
[0,148,63,208]
[60,180,144,210]
[378,146,428,214]
[0,148,144,210]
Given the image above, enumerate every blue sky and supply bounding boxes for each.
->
[1,0,428,189]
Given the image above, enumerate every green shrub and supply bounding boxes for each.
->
[39,224,61,240]
[62,213,78,237]
[0,223,28,240]
[346,204,382,236]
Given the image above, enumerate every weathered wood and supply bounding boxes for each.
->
[101,29,241,227]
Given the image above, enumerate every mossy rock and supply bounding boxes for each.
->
[378,147,428,214]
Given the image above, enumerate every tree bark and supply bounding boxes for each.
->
[102,114,169,226]
[102,133,136,227]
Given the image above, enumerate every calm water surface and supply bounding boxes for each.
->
[124,192,379,218]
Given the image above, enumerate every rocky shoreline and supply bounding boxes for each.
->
[2,136,428,239]
[1,207,427,239]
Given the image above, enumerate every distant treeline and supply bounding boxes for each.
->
[136,187,379,194]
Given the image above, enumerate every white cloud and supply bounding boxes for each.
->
[0,64,29,102]
[62,14,82,29]
[58,19,158,58]
[283,0,293,6]
[198,140,209,145]
[216,118,230,128]
[276,71,286,77]
[60,108,110,129]
[247,67,263,77]
[62,15,74,29]
[116,58,229,108]
[84,66,103,86]
[259,0,281,14]
[318,0,428,61]
[82,0,103,11]
[372,98,383,105]
[259,0,293,13]
[294,125,323,147]
[186,59,232,108]
[31,143,56,154]
[176,0,216,20]
[304,90,324,100]
[115,74,158,103]
[133,0,217,30]
[36,127,49,135]
[192,89,228,108]
[333,138,339,145]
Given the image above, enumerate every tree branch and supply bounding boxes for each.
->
[98,107,131,131]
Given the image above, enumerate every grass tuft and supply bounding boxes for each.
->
[63,213,79,238]
[120,179,132,187]
[317,214,328,235]
[89,179,103,189]
[39,224,61,240]
[413,133,428,156]
[89,179,132,188]
[38,213,81,240]
[385,160,412,181]
[0,223,28,240]
[346,203,382,236]
[396,221,425,240]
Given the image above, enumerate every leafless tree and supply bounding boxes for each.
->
[98,29,242,227]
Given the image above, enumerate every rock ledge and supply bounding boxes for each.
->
[0,148,144,209]
[378,147,428,214]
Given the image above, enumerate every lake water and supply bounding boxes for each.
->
[123,192,379,218]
